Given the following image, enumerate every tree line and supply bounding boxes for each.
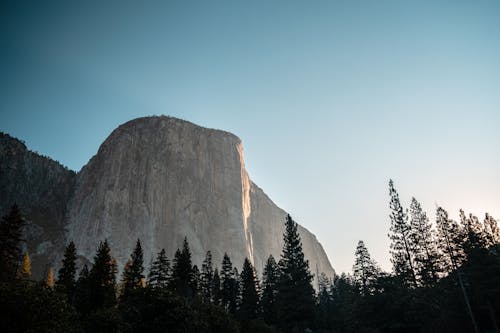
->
[0,179,499,332]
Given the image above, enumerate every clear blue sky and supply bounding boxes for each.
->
[1,0,499,273]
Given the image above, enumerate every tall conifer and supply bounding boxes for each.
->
[353,240,380,295]
[261,255,279,325]
[169,237,193,299]
[57,241,77,293]
[388,180,417,287]
[408,198,440,286]
[0,204,25,280]
[276,214,315,331]
[148,248,170,288]
[238,258,259,321]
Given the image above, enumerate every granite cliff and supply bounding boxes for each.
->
[1,117,335,281]
[0,133,76,277]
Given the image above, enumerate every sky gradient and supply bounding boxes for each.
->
[1,0,499,273]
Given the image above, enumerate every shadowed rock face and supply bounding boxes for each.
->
[0,133,76,278]
[67,116,335,280]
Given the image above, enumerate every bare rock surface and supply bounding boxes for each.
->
[67,116,335,279]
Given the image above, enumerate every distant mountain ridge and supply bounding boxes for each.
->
[0,117,335,282]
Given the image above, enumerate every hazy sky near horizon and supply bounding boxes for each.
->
[1,0,499,273]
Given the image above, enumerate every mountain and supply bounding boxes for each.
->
[1,117,335,281]
[0,133,76,277]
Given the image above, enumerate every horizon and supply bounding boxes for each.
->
[1,0,499,274]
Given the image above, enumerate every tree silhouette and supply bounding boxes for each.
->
[148,248,170,289]
[0,204,25,281]
[238,258,259,321]
[276,214,315,331]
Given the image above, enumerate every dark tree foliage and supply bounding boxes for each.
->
[212,268,222,306]
[0,204,25,281]
[221,253,240,314]
[148,248,170,289]
[89,239,117,309]
[121,239,145,298]
[353,240,380,295]
[191,264,201,298]
[409,198,440,286]
[316,272,333,329]
[201,250,214,302]
[276,214,316,331]
[169,237,194,299]
[261,255,279,326]
[436,207,464,274]
[56,241,77,296]
[0,281,82,333]
[388,180,418,287]
[238,258,259,321]
[1,181,499,333]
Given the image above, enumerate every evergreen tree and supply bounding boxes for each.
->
[317,272,333,329]
[353,240,380,295]
[17,250,31,280]
[461,211,488,254]
[74,264,92,314]
[276,214,316,331]
[221,253,239,314]
[148,248,170,288]
[261,255,279,325]
[89,239,117,308]
[388,180,417,287]
[408,198,440,286]
[483,213,500,247]
[212,268,222,306]
[122,239,145,297]
[46,267,55,288]
[0,204,25,280]
[436,207,464,274]
[238,258,259,321]
[200,251,214,302]
[191,265,201,298]
[169,237,194,299]
[56,241,77,294]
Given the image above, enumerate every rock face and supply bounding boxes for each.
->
[1,117,335,281]
[0,133,76,278]
[67,116,335,280]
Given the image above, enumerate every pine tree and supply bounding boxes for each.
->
[17,250,31,280]
[353,240,380,295]
[200,250,214,302]
[46,267,55,288]
[261,255,279,325]
[169,237,193,299]
[461,211,488,254]
[148,248,170,288]
[221,253,239,314]
[0,204,25,280]
[212,268,222,305]
[191,265,201,298]
[238,258,259,321]
[483,213,500,247]
[74,264,92,314]
[276,214,316,331]
[388,180,417,287]
[122,239,145,297]
[408,198,440,286]
[89,239,117,308]
[56,241,77,293]
[436,207,464,274]
[317,272,333,329]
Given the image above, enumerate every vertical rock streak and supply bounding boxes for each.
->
[237,143,254,265]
